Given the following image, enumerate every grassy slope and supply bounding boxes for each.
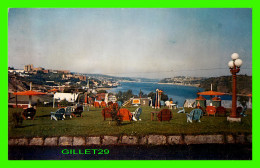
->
[8,106,252,138]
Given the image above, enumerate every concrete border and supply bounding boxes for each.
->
[184,135,224,145]
[8,134,252,146]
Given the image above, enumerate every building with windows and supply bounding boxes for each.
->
[24,64,34,72]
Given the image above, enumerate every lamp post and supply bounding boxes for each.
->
[155,89,158,109]
[228,53,243,122]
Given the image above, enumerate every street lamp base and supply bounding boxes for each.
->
[227,116,241,122]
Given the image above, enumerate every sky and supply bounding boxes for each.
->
[8,8,252,79]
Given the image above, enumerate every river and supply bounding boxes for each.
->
[108,82,231,105]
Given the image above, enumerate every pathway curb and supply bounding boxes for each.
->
[8,134,252,146]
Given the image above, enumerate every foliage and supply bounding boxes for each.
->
[110,107,122,126]
[161,93,168,101]
[199,75,252,94]
[59,99,69,107]
[10,112,23,128]
[63,88,72,93]
[63,85,78,93]
[77,94,86,104]
[139,89,144,97]
[36,99,44,107]
[238,96,249,107]
[87,92,95,98]
[77,88,86,92]
[108,92,114,96]
[14,71,90,88]
[97,90,107,94]
[116,91,123,102]
[148,91,168,101]
[148,92,155,99]
[116,89,134,102]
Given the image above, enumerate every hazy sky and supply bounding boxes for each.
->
[8,8,252,79]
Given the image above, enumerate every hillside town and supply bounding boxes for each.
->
[8,64,123,107]
[159,76,205,87]
[8,64,120,90]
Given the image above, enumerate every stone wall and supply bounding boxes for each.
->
[8,134,252,146]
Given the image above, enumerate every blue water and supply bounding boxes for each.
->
[108,82,232,105]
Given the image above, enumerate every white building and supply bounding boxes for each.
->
[54,93,79,103]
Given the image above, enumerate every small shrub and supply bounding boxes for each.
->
[110,108,122,126]
[59,99,69,107]
[12,112,23,128]
[238,96,249,107]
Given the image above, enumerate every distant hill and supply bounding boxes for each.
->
[132,77,160,83]
[158,76,205,87]
[199,75,252,95]
[85,73,159,83]
[85,73,135,82]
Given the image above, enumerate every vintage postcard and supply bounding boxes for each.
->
[8,8,252,160]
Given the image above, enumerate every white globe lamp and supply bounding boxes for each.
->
[228,61,234,68]
[231,53,239,60]
[234,59,243,67]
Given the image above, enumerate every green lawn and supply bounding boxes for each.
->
[8,106,252,138]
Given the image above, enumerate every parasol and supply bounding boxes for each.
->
[197,90,225,105]
[197,84,225,106]
[48,88,59,92]
[13,90,46,108]
[196,96,206,100]
[197,90,225,96]
[198,83,225,96]
[212,97,221,101]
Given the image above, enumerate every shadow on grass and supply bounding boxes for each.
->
[14,124,36,128]
[36,114,51,118]
[119,122,132,126]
